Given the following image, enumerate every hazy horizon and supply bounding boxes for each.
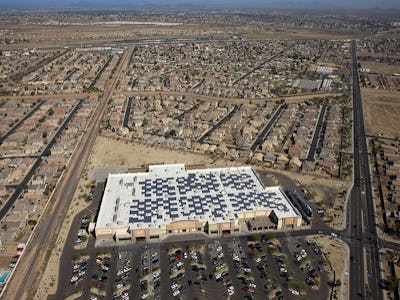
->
[1,0,400,11]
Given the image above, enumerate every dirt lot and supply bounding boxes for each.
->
[293,173,350,230]
[362,88,400,138]
[87,135,240,171]
[310,235,349,300]
[360,61,400,75]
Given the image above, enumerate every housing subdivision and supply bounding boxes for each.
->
[94,164,303,242]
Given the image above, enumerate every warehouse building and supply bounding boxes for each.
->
[95,164,302,242]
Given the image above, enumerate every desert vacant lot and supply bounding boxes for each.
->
[362,88,400,138]
[360,60,400,75]
[88,135,242,170]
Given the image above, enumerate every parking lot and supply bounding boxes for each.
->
[49,179,334,300]
[59,232,330,300]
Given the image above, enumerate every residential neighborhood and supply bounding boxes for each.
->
[0,7,399,300]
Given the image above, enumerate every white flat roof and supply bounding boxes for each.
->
[96,164,301,230]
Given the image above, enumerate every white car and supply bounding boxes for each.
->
[290,289,300,295]
[123,266,131,273]
[228,289,235,296]
[171,283,178,290]
[116,282,123,289]
[256,257,262,263]
[300,250,307,258]
[173,290,180,296]
[141,293,148,299]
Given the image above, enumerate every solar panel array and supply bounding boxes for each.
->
[124,167,294,227]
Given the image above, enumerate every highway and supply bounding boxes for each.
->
[1,47,132,300]
[348,40,382,299]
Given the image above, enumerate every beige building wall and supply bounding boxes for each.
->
[96,211,302,242]
[95,228,115,240]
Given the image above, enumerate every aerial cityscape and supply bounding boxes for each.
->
[0,1,399,299]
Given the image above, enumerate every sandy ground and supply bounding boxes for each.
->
[362,88,400,138]
[34,174,92,299]
[381,250,400,300]
[310,235,349,300]
[87,135,244,171]
[287,172,350,230]
[0,22,356,51]
[64,291,82,300]
[360,61,400,75]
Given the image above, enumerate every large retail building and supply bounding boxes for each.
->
[94,164,302,242]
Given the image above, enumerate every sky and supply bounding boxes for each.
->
[0,0,399,10]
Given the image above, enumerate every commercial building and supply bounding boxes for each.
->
[95,164,302,242]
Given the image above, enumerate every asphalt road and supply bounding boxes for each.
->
[232,47,291,85]
[305,104,327,162]
[197,104,239,143]
[4,38,396,300]
[122,97,133,128]
[0,100,44,143]
[347,40,382,300]
[0,99,83,221]
[250,104,285,152]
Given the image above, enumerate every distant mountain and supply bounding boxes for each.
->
[0,0,399,11]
